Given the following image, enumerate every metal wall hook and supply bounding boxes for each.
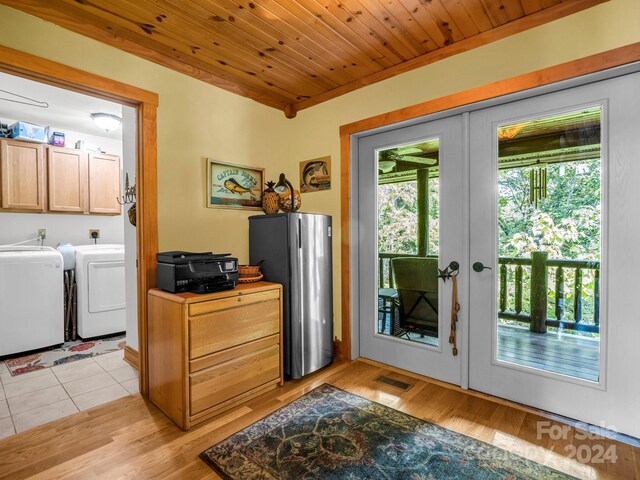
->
[117,173,136,205]
[438,261,460,282]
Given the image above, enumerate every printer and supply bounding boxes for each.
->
[156,251,239,294]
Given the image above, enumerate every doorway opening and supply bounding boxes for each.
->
[0,45,157,438]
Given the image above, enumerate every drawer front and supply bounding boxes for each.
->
[190,334,279,373]
[189,289,279,317]
[190,343,280,415]
[189,298,279,359]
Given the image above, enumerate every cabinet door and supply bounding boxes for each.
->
[0,139,45,211]
[47,147,88,213]
[88,153,121,214]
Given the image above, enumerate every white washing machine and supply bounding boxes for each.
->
[0,246,64,356]
[74,244,126,339]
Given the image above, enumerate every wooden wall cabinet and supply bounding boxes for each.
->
[0,139,46,211]
[0,138,122,215]
[148,282,284,430]
[47,146,88,213]
[88,152,121,214]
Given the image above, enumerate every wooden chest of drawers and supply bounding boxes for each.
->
[147,282,284,430]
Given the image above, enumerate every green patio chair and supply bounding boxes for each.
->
[391,257,439,338]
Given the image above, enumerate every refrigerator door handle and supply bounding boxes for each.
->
[298,218,302,249]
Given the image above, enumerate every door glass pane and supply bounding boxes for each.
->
[496,106,601,382]
[377,138,440,346]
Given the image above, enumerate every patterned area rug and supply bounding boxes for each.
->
[200,384,576,480]
[4,335,126,376]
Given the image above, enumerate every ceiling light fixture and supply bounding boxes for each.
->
[91,113,122,132]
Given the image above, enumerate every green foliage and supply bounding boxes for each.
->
[377,181,418,255]
[498,159,601,331]
[377,178,439,256]
[499,160,600,260]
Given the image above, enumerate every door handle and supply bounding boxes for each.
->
[473,262,492,272]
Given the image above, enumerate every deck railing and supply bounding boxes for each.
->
[378,251,600,334]
[499,253,600,333]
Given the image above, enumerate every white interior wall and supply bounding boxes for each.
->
[122,106,138,350]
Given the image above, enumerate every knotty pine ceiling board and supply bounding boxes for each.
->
[0,0,607,118]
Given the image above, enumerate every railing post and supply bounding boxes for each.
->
[515,264,523,314]
[574,268,583,323]
[416,168,429,257]
[530,251,548,333]
[555,266,565,321]
[594,268,600,325]
[499,263,507,313]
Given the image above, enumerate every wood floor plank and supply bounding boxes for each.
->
[0,359,635,479]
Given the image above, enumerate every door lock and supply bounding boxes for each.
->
[473,262,492,272]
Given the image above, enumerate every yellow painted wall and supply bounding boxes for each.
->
[0,0,638,341]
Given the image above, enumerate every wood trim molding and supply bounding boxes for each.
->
[0,45,159,397]
[339,43,640,360]
[124,346,140,370]
[0,45,157,107]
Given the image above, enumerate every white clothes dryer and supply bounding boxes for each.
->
[74,244,126,339]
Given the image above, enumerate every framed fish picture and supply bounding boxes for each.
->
[207,159,264,210]
[299,156,331,193]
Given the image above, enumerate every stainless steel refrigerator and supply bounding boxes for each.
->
[249,213,333,379]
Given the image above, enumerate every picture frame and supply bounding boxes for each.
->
[300,156,331,193]
[207,159,264,210]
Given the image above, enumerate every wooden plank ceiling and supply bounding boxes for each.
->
[1,0,605,118]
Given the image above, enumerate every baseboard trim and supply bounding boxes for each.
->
[123,345,139,370]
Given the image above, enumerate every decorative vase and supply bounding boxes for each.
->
[278,189,302,212]
[127,203,137,227]
[262,181,280,214]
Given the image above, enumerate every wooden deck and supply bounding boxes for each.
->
[378,314,599,382]
[497,323,600,382]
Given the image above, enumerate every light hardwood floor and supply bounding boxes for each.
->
[0,359,637,480]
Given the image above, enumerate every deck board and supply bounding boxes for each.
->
[497,324,600,382]
[377,312,600,382]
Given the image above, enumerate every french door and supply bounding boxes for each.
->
[357,115,466,385]
[356,71,640,437]
[469,72,640,438]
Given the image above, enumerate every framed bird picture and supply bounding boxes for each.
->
[207,159,264,210]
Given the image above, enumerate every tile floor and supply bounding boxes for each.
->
[0,350,138,439]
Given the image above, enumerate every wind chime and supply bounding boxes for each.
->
[529,162,547,208]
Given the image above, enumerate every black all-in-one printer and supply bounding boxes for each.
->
[156,251,238,294]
